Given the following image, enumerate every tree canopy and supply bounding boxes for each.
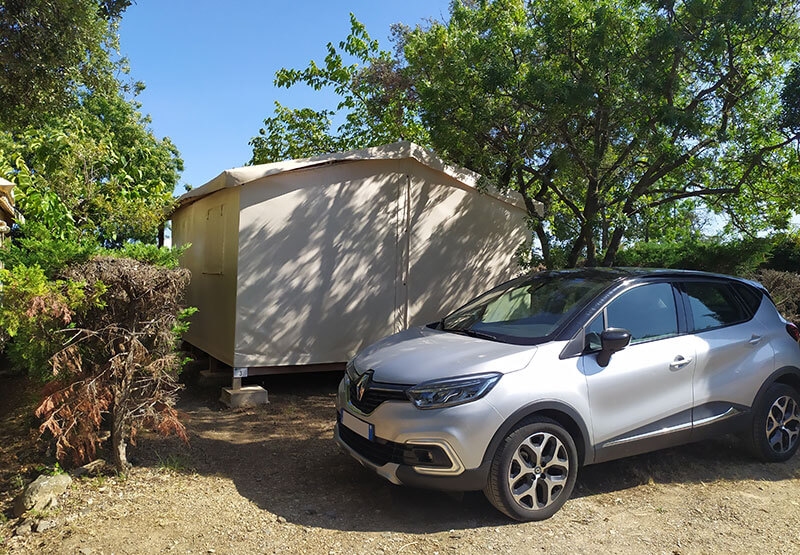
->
[0,0,132,128]
[254,0,800,268]
[401,0,800,266]
[249,14,428,165]
[0,0,182,246]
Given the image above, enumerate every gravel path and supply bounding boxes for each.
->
[4,372,800,554]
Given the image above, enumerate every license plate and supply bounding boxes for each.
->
[341,409,374,440]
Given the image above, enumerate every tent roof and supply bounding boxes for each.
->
[177,141,536,213]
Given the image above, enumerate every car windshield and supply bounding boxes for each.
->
[440,272,615,343]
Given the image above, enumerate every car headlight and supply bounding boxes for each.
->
[406,373,502,410]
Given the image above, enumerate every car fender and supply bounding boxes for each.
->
[481,399,594,467]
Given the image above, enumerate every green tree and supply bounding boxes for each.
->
[249,14,428,164]
[0,0,133,128]
[0,91,183,245]
[400,0,800,267]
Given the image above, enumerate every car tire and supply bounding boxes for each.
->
[747,383,800,463]
[483,416,578,521]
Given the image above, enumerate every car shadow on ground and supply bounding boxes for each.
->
[135,371,800,534]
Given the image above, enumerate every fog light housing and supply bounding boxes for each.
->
[402,445,451,467]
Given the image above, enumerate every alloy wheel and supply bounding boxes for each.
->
[507,432,569,510]
[766,395,800,454]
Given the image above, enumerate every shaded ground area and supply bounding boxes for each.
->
[3,370,800,553]
[0,372,47,516]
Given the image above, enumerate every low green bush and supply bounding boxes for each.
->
[0,223,98,279]
[615,237,773,275]
[0,264,105,380]
[99,242,188,269]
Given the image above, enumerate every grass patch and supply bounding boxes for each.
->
[156,453,194,473]
[35,463,67,476]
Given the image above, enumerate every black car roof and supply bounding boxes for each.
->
[533,267,759,286]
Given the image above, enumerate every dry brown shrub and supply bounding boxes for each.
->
[749,269,800,323]
[34,256,192,471]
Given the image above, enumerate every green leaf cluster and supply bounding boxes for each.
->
[0,90,183,245]
[249,14,429,164]
[0,0,132,128]
[0,264,106,381]
[616,232,800,275]
[399,0,800,266]
[0,0,182,246]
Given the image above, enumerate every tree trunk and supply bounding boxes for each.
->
[602,225,626,266]
[533,222,551,268]
[566,232,586,268]
[111,409,130,472]
[585,235,596,267]
[111,357,133,473]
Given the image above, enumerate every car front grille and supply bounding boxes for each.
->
[337,420,405,466]
[337,418,453,469]
[348,381,408,413]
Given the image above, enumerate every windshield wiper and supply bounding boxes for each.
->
[442,328,501,342]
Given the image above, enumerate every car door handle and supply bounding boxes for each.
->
[748,335,762,345]
[669,355,693,370]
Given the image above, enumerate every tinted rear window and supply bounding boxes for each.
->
[684,282,748,332]
[731,282,763,315]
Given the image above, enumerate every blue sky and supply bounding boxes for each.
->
[118,0,450,194]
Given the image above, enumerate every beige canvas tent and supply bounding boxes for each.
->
[172,141,536,380]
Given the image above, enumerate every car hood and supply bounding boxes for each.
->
[354,326,537,385]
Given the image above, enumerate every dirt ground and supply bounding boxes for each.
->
[3,370,800,554]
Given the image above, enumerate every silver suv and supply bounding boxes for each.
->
[334,269,800,520]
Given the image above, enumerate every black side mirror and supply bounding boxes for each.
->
[596,328,632,367]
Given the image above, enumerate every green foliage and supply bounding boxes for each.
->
[171,307,198,341]
[156,453,194,473]
[764,233,800,272]
[249,14,429,164]
[615,237,773,276]
[35,462,67,476]
[398,0,800,266]
[0,0,181,246]
[752,269,800,323]
[0,223,98,279]
[0,264,105,381]
[250,103,341,163]
[616,232,800,276]
[0,90,183,245]
[0,0,132,128]
[99,243,189,269]
[1,221,189,280]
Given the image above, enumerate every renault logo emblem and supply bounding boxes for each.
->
[356,370,373,402]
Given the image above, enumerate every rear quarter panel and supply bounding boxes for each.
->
[754,296,800,398]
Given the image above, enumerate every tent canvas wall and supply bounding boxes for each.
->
[172,142,536,374]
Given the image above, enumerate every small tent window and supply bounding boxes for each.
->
[203,204,226,275]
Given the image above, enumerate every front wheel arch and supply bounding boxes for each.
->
[481,401,592,468]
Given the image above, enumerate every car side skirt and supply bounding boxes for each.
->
[592,402,750,464]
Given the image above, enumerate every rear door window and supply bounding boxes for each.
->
[731,282,763,316]
[683,282,748,332]
[605,283,679,344]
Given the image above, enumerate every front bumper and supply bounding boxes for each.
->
[334,422,490,491]
[334,377,503,491]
